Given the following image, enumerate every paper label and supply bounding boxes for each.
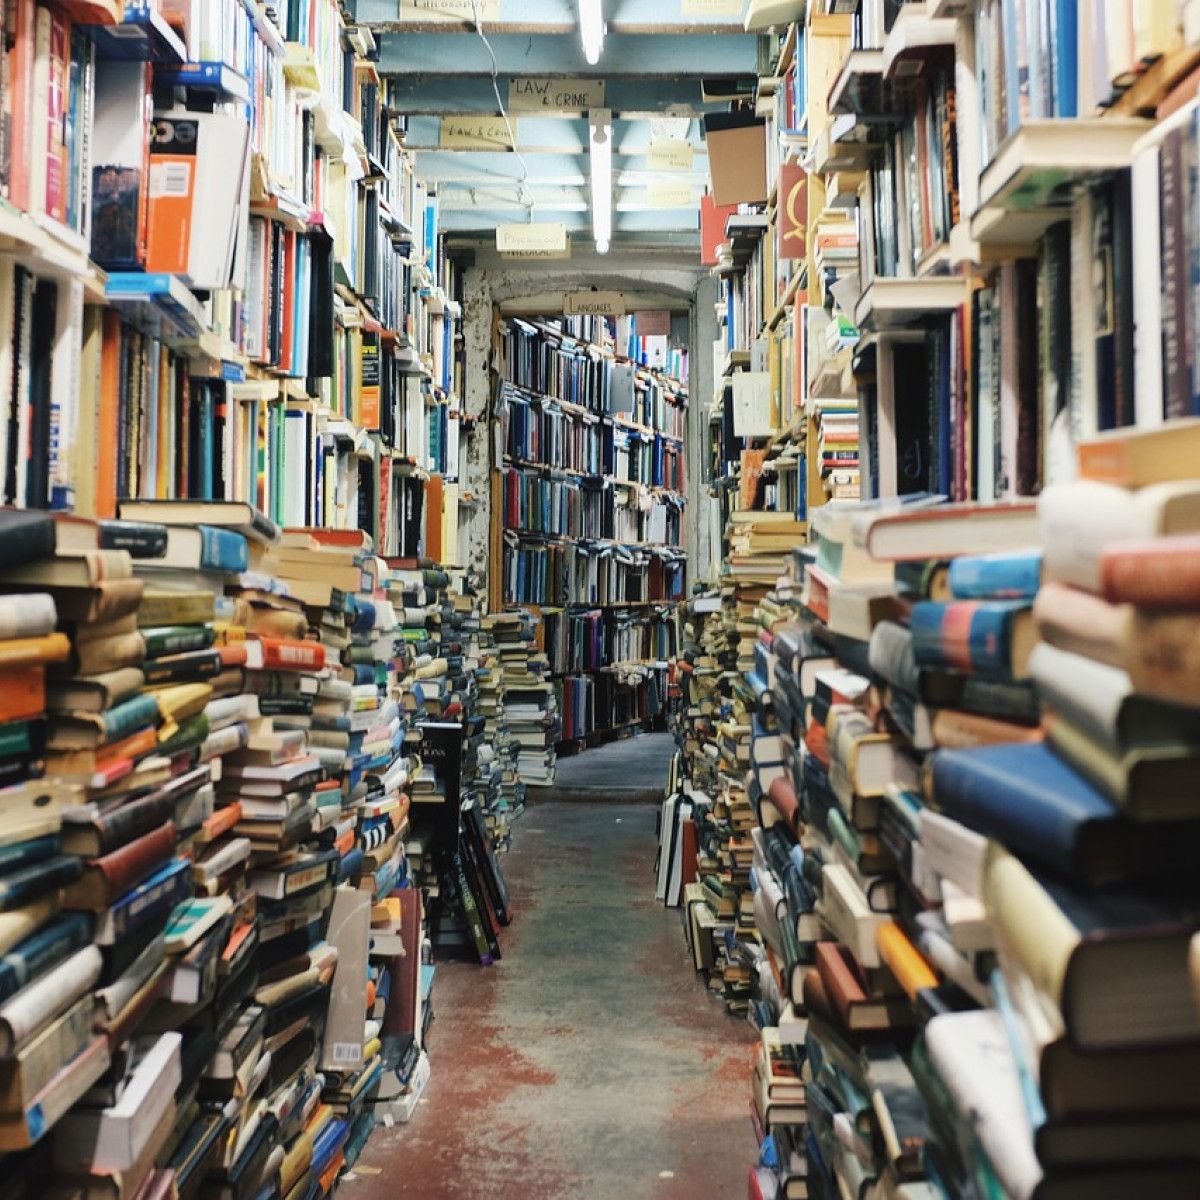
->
[648,140,695,172]
[439,116,514,150]
[509,78,606,114]
[681,0,743,14]
[496,223,568,253]
[565,291,626,317]
[398,0,501,19]
[647,180,694,208]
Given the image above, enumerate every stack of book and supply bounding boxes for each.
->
[481,613,558,787]
[0,513,112,1154]
[732,480,1200,1198]
[476,625,523,849]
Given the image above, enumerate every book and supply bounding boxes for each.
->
[856,501,1038,562]
[984,846,1200,1049]
[928,741,1200,887]
[116,501,280,546]
[0,944,102,1056]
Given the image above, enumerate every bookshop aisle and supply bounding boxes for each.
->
[352,802,755,1200]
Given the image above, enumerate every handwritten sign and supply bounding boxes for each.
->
[496,223,569,255]
[648,140,695,172]
[681,0,743,14]
[398,0,501,19]
[648,180,695,208]
[509,78,606,114]
[565,291,626,317]
[440,116,514,150]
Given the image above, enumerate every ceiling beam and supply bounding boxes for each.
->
[413,150,707,185]
[383,76,722,117]
[405,116,707,154]
[351,0,744,34]
[439,208,700,233]
[376,32,757,77]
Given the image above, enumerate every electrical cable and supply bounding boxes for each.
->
[470,0,536,216]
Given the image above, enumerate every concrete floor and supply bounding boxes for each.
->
[531,731,676,804]
[351,801,755,1200]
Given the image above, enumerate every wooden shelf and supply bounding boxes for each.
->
[853,276,971,331]
[971,118,1149,250]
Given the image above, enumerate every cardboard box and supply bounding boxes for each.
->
[704,111,768,207]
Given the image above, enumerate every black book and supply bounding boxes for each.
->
[0,510,55,568]
[27,279,54,509]
[98,519,169,557]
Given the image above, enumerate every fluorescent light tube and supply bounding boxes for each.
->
[589,108,612,254]
[579,0,604,65]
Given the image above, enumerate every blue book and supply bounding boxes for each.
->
[0,854,82,911]
[98,693,161,743]
[948,551,1043,601]
[0,835,60,878]
[930,743,1200,887]
[910,599,1031,677]
[0,912,92,1003]
[196,525,248,572]
[95,857,191,944]
[1054,0,1078,118]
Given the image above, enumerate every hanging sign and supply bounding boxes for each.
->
[440,116,514,149]
[509,78,607,114]
[647,180,695,208]
[565,291,627,317]
[681,0,743,14]
[636,310,672,336]
[398,0,501,19]
[496,223,570,257]
[648,140,695,172]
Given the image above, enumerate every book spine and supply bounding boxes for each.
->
[0,912,91,1003]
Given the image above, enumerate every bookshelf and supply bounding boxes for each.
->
[488,313,689,746]
[0,0,506,1181]
[0,0,468,565]
[673,5,1200,1200]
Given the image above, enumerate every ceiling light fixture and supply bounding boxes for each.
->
[589,108,613,255]
[579,0,605,65]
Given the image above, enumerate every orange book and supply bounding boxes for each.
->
[95,311,122,518]
[218,642,250,668]
[145,119,196,276]
[0,665,46,723]
[197,803,242,845]
[875,920,938,1001]
[423,475,445,564]
[94,725,159,772]
[0,632,70,669]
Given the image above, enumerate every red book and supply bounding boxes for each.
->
[44,7,69,223]
[63,820,177,910]
[253,637,326,672]
[1100,535,1200,608]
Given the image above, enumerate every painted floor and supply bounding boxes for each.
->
[530,730,676,803]
[351,801,755,1200]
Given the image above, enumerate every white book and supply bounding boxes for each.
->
[0,945,102,1056]
[54,1033,181,1172]
[925,1011,1043,1200]
[1039,478,1200,592]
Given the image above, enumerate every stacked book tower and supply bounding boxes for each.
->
[481,613,558,788]
[737,456,1200,1199]
[0,500,493,1191]
[475,626,523,850]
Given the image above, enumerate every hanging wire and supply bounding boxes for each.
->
[470,0,536,218]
